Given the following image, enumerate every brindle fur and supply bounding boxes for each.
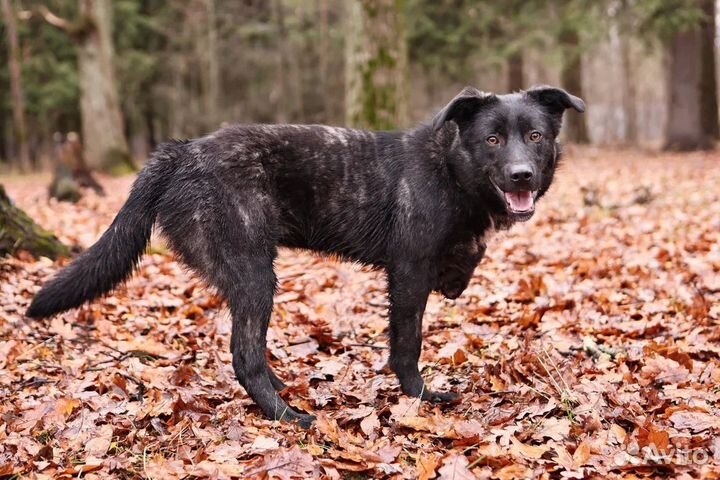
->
[27,86,584,427]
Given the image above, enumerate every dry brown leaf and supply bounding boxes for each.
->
[572,439,591,466]
[188,460,247,478]
[669,410,720,433]
[510,437,549,460]
[437,454,475,480]
[492,464,534,480]
[534,417,570,442]
[251,435,281,453]
[84,424,114,456]
[398,414,456,437]
[262,446,317,480]
[49,317,77,340]
[417,453,441,480]
[360,411,380,437]
[390,396,421,422]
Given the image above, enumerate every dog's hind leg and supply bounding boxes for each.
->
[212,243,314,427]
[225,259,314,426]
[159,182,313,427]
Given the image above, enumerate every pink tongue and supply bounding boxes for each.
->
[504,191,533,211]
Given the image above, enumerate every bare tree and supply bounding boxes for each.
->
[1,0,31,172]
[273,0,293,122]
[318,0,332,122]
[618,33,638,144]
[35,0,132,173]
[507,51,524,92]
[664,25,710,150]
[614,0,638,145]
[559,28,590,144]
[700,0,719,141]
[345,0,408,130]
[206,0,220,128]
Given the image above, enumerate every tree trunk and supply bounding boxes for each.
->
[345,0,408,130]
[1,0,31,172]
[619,30,638,145]
[507,51,524,92]
[700,0,719,140]
[0,185,69,259]
[74,0,132,173]
[144,103,157,150]
[559,29,589,144]
[318,0,332,122]
[273,0,292,123]
[206,0,220,129]
[664,27,710,151]
[0,108,6,162]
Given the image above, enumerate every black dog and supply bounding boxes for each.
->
[27,86,584,427]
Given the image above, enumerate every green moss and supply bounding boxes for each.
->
[0,185,70,260]
[356,47,402,130]
[348,1,407,131]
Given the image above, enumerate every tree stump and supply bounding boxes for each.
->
[49,132,105,203]
[0,184,69,259]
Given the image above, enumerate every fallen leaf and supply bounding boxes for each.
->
[262,446,317,479]
[390,396,421,422]
[437,454,475,480]
[417,453,441,480]
[251,435,281,453]
[84,424,114,456]
[572,439,591,466]
[510,437,549,460]
[669,410,720,433]
[360,411,380,437]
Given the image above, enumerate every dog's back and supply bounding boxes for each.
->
[185,124,426,265]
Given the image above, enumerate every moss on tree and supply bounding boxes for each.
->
[0,185,69,260]
[345,0,408,131]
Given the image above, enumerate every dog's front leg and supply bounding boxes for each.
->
[388,261,459,402]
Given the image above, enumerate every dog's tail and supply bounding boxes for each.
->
[26,141,186,319]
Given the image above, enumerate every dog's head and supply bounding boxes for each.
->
[432,86,585,222]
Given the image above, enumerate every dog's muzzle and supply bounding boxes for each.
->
[490,178,538,222]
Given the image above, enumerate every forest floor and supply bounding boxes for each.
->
[1,147,720,479]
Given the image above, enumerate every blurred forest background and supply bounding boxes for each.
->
[0,0,718,175]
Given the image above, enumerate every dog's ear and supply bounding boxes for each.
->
[432,87,497,131]
[525,86,585,115]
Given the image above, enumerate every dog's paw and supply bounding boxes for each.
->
[424,390,460,403]
[293,413,317,429]
[279,409,316,429]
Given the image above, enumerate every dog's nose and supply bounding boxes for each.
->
[509,165,534,183]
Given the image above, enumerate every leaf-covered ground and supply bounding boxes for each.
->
[1,148,720,479]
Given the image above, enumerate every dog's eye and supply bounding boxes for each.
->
[486,135,500,146]
[529,131,543,143]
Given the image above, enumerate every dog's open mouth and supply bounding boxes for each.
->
[503,191,537,221]
[490,180,538,221]
[504,191,536,214]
